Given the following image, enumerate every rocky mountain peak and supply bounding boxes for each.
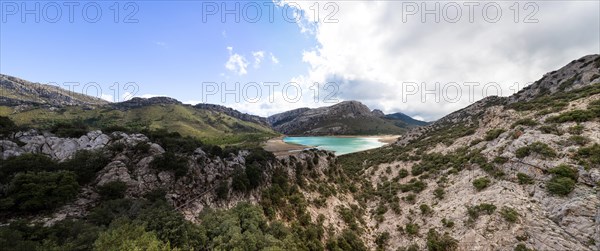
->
[111,97,183,109]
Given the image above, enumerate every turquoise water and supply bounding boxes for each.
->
[283,136,386,155]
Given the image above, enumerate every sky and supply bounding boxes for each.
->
[1,1,599,121]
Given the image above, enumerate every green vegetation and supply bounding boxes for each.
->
[426,229,458,251]
[484,128,505,141]
[575,143,600,169]
[500,207,520,223]
[567,135,590,146]
[511,118,538,128]
[507,83,600,112]
[93,221,172,250]
[441,218,454,228]
[517,173,534,185]
[546,164,578,196]
[420,204,433,215]
[514,243,534,251]
[0,104,277,146]
[472,177,491,191]
[515,142,557,159]
[466,203,496,225]
[0,171,79,213]
[434,187,445,199]
[546,109,597,123]
[150,152,189,178]
[374,231,390,250]
[405,222,420,236]
[97,181,128,200]
[539,125,562,135]
[568,124,585,135]
[0,116,18,137]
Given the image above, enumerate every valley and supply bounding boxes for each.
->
[0,54,599,250]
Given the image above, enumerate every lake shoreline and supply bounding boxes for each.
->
[263,135,400,156]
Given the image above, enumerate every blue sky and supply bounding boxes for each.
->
[1,1,317,110]
[1,1,599,120]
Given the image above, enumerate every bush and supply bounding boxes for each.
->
[60,150,110,184]
[0,153,58,182]
[398,169,409,178]
[0,116,17,137]
[538,125,562,135]
[215,181,229,200]
[567,135,590,146]
[434,187,445,199]
[466,203,496,223]
[231,163,264,193]
[420,204,432,215]
[546,176,576,196]
[484,129,505,141]
[441,218,454,228]
[97,181,128,200]
[374,231,390,250]
[51,121,89,138]
[472,177,491,191]
[515,142,557,159]
[514,243,534,251]
[500,207,519,223]
[493,156,508,165]
[150,152,188,178]
[1,171,79,213]
[511,118,538,128]
[517,173,534,185]
[405,223,419,236]
[426,229,458,251]
[548,164,578,180]
[546,109,596,123]
[576,143,600,169]
[568,124,584,135]
[93,221,171,251]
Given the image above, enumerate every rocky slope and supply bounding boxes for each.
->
[338,54,600,250]
[194,103,270,127]
[268,101,422,135]
[0,74,108,107]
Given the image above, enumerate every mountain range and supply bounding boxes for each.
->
[0,74,427,142]
[0,54,598,250]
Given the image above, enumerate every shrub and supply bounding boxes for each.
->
[434,187,445,199]
[538,125,562,135]
[0,153,58,182]
[485,129,505,141]
[426,229,458,251]
[374,232,390,250]
[511,118,538,128]
[517,173,534,185]
[1,171,79,213]
[397,169,409,179]
[405,223,419,236]
[97,181,128,200]
[547,177,575,196]
[441,218,454,228]
[515,142,557,159]
[546,109,596,123]
[548,164,578,180]
[472,177,491,191]
[514,243,534,251]
[60,150,110,184]
[500,207,519,223]
[576,143,600,169]
[51,121,89,138]
[567,135,590,146]
[0,116,17,137]
[466,203,496,224]
[420,204,432,215]
[93,221,171,251]
[215,181,229,200]
[404,193,416,204]
[568,124,585,135]
[150,152,188,178]
[493,156,508,164]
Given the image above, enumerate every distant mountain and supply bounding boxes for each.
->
[0,74,108,107]
[0,74,276,145]
[384,112,429,127]
[267,101,422,135]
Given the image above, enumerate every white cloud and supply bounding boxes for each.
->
[154,41,167,48]
[276,1,600,121]
[225,47,249,75]
[100,93,114,102]
[252,51,265,68]
[270,53,279,65]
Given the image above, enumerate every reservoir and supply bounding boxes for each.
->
[283,136,387,155]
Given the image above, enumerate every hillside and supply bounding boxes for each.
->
[0,75,277,145]
[0,54,598,251]
[268,101,422,135]
[337,54,600,250]
[384,112,430,127]
[0,74,108,107]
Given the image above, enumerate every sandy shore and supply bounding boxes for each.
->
[263,135,400,156]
